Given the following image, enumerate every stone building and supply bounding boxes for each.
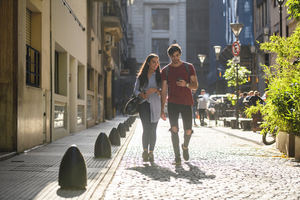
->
[0,0,128,154]
[253,0,298,93]
[127,0,187,68]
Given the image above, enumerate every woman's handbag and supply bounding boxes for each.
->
[123,95,143,115]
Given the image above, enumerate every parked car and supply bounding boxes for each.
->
[209,94,235,117]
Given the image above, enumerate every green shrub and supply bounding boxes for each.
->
[259,23,300,136]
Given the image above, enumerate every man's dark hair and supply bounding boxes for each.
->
[167,43,182,56]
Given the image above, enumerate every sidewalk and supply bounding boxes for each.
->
[0,116,136,200]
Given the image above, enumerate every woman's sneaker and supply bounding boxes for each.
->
[148,152,154,162]
[142,151,149,162]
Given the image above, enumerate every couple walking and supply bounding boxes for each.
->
[133,44,198,165]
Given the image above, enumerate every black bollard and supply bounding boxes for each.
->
[58,145,87,189]
[124,121,130,131]
[94,132,111,158]
[117,123,126,138]
[109,128,121,146]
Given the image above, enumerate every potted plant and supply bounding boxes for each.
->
[253,22,300,158]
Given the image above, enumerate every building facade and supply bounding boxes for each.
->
[253,0,298,93]
[0,0,127,153]
[128,0,187,68]
[0,0,52,152]
[214,0,255,94]
[186,0,210,94]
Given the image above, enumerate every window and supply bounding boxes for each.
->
[77,64,84,99]
[54,50,67,96]
[55,51,59,93]
[87,67,94,91]
[26,8,40,87]
[257,1,268,31]
[152,8,169,30]
[98,74,102,94]
[97,97,101,120]
[26,45,40,87]
[152,38,169,62]
[77,105,84,125]
[54,105,66,129]
[26,9,32,46]
[244,26,251,38]
[87,95,94,121]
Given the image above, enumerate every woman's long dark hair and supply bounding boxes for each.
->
[137,53,161,90]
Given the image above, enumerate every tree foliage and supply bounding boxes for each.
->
[258,24,300,135]
[286,0,300,20]
[223,59,251,88]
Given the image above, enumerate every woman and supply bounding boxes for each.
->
[133,53,161,162]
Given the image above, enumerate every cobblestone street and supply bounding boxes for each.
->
[103,119,300,200]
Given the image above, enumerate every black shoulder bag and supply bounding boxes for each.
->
[123,82,144,115]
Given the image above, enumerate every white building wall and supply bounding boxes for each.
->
[128,0,186,64]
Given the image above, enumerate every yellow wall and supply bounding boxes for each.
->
[52,0,87,138]
[0,0,18,151]
[17,0,51,152]
[52,0,87,65]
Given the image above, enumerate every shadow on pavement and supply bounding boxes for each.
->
[56,188,86,198]
[127,162,215,184]
[212,127,262,146]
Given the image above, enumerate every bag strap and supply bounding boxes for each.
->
[166,62,190,84]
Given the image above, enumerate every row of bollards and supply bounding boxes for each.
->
[58,116,136,190]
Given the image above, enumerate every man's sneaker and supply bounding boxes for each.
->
[148,152,154,162]
[182,144,189,161]
[172,156,181,165]
[142,151,149,162]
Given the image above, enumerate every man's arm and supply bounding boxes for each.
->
[160,80,168,120]
[187,74,198,90]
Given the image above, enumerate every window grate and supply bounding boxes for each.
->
[26,45,40,87]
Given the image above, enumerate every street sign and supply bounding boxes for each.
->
[232,41,240,56]
[233,56,240,64]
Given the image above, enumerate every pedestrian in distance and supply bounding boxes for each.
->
[160,44,199,165]
[197,89,209,126]
[133,53,162,163]
[192,90,198,126]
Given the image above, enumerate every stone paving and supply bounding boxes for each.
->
[103,119,300,200]
[0,116,135,200]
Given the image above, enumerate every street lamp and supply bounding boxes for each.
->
[198,54,206,67]
[277,0,285,37]
[214,46,221,60]
[214,46,222,94]
[230,23,244,41]
[230,22,243,129]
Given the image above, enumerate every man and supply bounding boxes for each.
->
[161,44,198,165]
[237,92,248,117]
[192,90,198,126]
[197,89,208,126]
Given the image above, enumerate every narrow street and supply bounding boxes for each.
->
[103,119,300,200]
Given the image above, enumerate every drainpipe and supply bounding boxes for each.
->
[49,0,53,142]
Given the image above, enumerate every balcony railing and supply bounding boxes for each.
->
[26,44,40,87]
[103,2,120,17]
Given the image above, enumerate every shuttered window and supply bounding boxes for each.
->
[26,9,32,45]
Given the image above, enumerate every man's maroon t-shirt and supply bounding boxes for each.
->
[161,62,196,106]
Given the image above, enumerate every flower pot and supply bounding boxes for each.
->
[294,135,300,160]
[276,131,295,157]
